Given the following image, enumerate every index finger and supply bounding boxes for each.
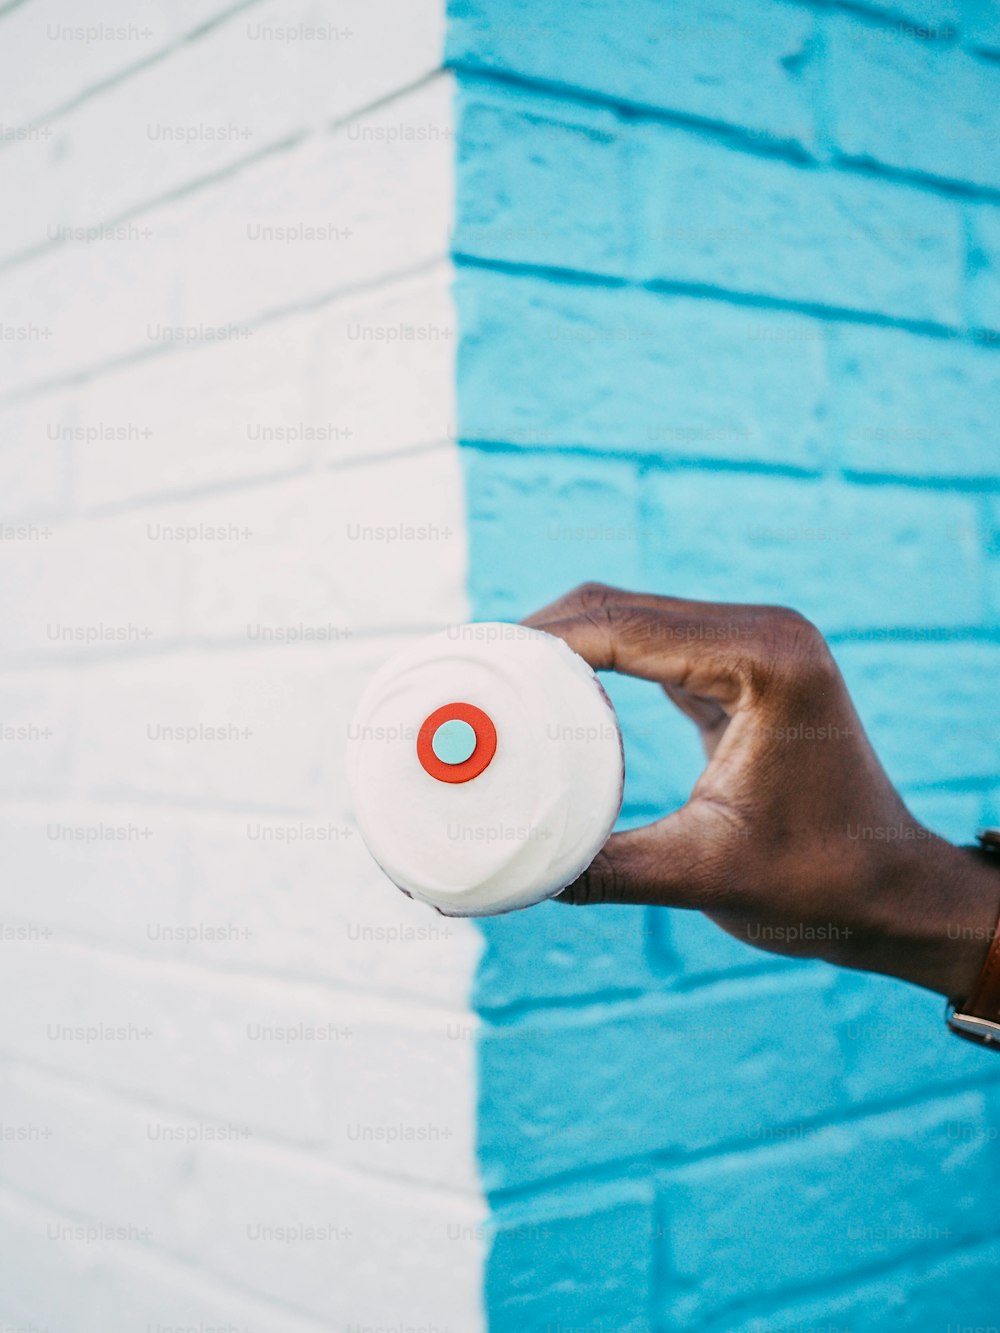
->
[523,582,757,706]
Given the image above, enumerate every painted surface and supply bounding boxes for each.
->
[0,3,488,1329]
[5,0,1000,1327]
[448,0,1000,1327]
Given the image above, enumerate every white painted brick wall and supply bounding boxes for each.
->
[0,2,486,1329]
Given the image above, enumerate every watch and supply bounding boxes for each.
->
[946,828,1000,1049]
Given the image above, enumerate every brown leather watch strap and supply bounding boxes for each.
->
[947,829,1000,1048]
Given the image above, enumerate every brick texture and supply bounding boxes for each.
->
[452,1,1000,1329]
[0,3,486,1331]
[6,0,1000,1329]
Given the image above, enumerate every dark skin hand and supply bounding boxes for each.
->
[525,583,1000,1001]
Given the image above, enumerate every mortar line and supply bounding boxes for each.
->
[684,1221,1000,1333]
[450,62,1000,204]
[454,251,998,346]
[486,1068,1000,1208]
[0,0,270,156]
[0,253,450,406]
[0,1180,347,1331]
[0,67,449,275]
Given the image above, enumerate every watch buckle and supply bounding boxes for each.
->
[946,1003,1000,1045]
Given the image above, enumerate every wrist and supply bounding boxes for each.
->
[863,834,1000,997]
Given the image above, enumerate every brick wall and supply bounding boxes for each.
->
[6,0,1000,1329]
[0,3,488,1330]
[449,0,1000,1328]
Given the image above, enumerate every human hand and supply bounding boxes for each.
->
[525,583,1000,999]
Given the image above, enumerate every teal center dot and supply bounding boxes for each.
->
[431,718,477,765]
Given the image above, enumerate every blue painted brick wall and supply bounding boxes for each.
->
[447,1,1000,1327]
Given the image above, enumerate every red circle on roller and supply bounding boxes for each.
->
[416,702,497,784]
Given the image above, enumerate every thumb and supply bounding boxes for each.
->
[556,806,721,907]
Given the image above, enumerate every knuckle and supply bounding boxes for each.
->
[556,871,601,906]
[575,582,625,639]
[573,581,618,611]
[562,848,626,905]
[784,615,836,680]
[744,606,835,697]
[761,604,818,641]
